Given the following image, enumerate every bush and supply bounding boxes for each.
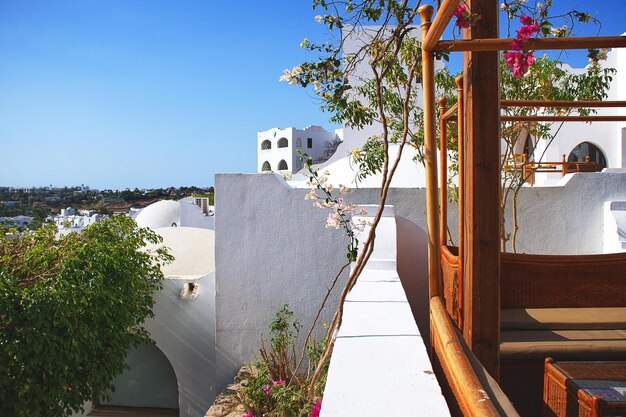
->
[0,216,172,417]
[240,305,326,417]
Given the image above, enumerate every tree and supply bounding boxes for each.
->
[0,216,172,417]
[281,0,613,395]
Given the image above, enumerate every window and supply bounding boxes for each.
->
[277,138,288,148]
[568,141,607,169]
[261,140,271,150]
[261,161,271,171]
[307,138,313,148]
[523,134,535,162]
[295,138,302,148]
[277,160,288,171]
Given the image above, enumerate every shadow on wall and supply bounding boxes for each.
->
[395,216,430,348]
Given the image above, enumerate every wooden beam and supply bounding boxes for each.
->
[502,115,626,122]
[419,5,442,299]
[436,35,626,52]
[422,0,461,52]
[442,101,459,121]
[501,100,626,108]
[462,0,501,379]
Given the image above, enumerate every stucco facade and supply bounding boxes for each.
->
[257,125,342,173]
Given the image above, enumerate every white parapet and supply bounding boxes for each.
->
[604,201,626,253]
[321,205,450,417]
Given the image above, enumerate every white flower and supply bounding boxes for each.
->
[359,208,368,216]
[315,15,323,22]
[353,219,368,232]
[325,212,342,229]
[338,184,352,194]
[278,66,303,85]
[304,189,318,200]
[312,80,321,91]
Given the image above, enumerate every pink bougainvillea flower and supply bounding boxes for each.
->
[504,50,535,78]
[505,15,539,78]
[510,39,525,51]
[262,385,271,394]
[519,14,534,26]
[309,401,322,417]
[243,412,254,417]
[272,379,286,386]
[516,23,539,40]
[453,4,471,29]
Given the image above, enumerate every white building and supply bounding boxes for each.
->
[74,200,216,417]
[257,125,342,173]
[521,41,626,186]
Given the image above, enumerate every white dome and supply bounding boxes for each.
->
[153,227,215,279]
[135,200,181,229]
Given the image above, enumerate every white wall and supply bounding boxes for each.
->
[73,275,216,417]
[214,170,626,395]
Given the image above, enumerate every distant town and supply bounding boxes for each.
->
[0,185,214,231]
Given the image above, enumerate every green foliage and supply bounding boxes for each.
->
[499,55,614,250]
[240,305,325,417]
[0,216,172,417]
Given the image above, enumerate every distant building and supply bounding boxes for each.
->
[0,215,33,229]
[257,125,342,173]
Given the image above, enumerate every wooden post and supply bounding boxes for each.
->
[462,0,500,378]
[419,4,442,299]
[562,154,567,176]
[439,97,448,247]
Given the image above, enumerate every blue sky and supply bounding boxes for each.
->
[0,1,623,189]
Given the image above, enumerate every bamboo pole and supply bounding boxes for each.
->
[431,297,503,417]
[436,35,626,52]
[501,100,626,108]
[455,75,464,307]
[502,115,626,122]
[422,0,461,52]
[439,97,448,247]
[419,4,442,299]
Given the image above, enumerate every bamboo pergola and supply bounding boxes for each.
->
[418,1,626,414]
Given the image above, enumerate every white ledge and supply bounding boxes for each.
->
[320,208,450,417]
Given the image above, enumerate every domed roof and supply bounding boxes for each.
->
[135,200,181,230]
[154,227,215,279]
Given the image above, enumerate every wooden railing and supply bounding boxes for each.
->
[503,154,602,185]
[431,296,519,417]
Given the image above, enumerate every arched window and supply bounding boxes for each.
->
[261,140,271,150]
[277,160,288,171]
[523,133,535,162]
[295,138,302,148]
[568,141,607,169]
[261,161,271,171]
[95,343,178,412]
[278,138,288,148]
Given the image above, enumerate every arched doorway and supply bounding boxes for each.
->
[93,343,179,415]
[568,141,607,170]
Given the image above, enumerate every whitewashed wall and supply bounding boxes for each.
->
[214,170,626,394]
